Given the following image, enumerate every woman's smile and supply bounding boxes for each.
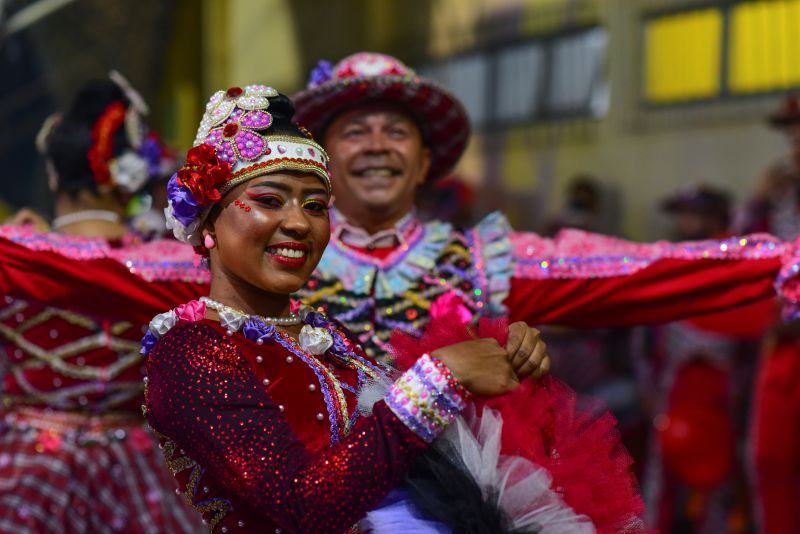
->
[266,241,309,268]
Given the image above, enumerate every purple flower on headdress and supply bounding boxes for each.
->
[243,317,277,344]
[309,60,334,88]
[140,330,158,355]
[166,173,202,227]
[139,137,162,178]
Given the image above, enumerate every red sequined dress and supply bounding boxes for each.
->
[0,225,209,533]
[143,313,455,533]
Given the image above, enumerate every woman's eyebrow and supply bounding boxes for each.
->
[248,180,292,193]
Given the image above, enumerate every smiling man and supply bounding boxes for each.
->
[293,52,795,362]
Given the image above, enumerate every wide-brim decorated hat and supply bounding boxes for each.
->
[292,52,469,182]
[769,94,800,127]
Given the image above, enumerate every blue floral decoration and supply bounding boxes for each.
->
[243,317,277,344]
[140,330,158,355]
[166,173,202,227]
[309,60,333,88]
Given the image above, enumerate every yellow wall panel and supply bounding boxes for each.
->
[644,8,722,102]
[729,0,800,93]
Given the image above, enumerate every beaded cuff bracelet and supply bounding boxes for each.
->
[385,353,470,443]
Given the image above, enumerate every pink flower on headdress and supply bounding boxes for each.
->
[175,300,206,323]
[203,107,274,168]
[193,85,279,169]
[333,52,411,79]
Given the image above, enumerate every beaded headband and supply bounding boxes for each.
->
[165,85,332,248]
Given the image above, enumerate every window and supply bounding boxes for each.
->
[644,8,723,103]
[728,0,800,94]
[642,0,800,105]
[495,43,545,121]
[419,25,608,126]
[547,27,608,116]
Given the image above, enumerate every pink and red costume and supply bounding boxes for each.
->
[0,226,208,532]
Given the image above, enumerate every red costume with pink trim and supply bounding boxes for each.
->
[0,227,209,533]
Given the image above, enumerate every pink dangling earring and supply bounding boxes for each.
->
[204,234,216,250]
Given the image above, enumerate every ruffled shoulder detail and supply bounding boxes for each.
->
[374,220,453,298]
[0,224,210,283]
[512,228,784,280]
[313,219,454,297]
[467,212,513,315]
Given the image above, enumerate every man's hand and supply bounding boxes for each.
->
[506,322,551,380]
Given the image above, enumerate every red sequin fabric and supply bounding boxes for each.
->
[145,320,429,533]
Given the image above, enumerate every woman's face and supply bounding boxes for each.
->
[208,171,331,296]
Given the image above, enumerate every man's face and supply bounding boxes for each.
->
[323,104,431,226]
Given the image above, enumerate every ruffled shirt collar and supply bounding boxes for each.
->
[331,208,419,249]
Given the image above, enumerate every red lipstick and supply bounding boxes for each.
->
[265,242,309,268]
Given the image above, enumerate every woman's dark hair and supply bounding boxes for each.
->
[267,93,312,139]
[45,79,134,198]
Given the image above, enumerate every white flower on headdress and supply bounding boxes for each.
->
[109,150,149,193]
[164,201,203,246]
[194,85,278,146]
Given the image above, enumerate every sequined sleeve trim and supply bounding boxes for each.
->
[0,224,210,283]
[512,228,784,280]
[385,354,469,443]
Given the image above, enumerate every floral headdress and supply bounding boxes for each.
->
[165,85,332,249]
[83,72,151,194]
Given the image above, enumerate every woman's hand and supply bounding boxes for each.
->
[432,338,519,396]
[506,322,551,380]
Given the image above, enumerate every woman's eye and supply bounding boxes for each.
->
[253,195,284,208]
[303,200,329,213]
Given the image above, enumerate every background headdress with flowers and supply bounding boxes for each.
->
[165,85,332,254]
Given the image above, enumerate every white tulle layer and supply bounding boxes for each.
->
[358,381,596,533]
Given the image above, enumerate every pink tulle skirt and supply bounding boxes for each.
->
[390,315,652,534]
